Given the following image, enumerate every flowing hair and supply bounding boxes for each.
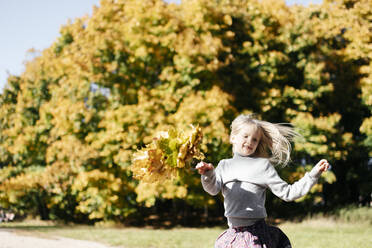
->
[230,114,300,166]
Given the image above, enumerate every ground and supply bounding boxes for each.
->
[0,229,119,248]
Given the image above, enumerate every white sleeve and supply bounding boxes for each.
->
[201,160,224,196]
[265,164,319,202]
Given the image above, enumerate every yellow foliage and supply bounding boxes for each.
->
[289,112,348,158]
[130,125,204,182]
[0,0,370,221]
[169,86,234,146]
[135,180,187,207]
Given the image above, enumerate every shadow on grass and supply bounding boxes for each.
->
[0,225,60,230]
[0,220,79,232]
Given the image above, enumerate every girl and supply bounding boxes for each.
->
[196,114,330,248]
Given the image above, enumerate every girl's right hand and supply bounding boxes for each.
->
[315,159,330,172]
[196,161,214,175]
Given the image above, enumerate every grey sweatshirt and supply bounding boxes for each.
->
[201,153,321,227]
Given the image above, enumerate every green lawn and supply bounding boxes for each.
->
[281,219,372,248]
[1,219,371,248]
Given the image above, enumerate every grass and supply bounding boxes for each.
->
[281,219,372,248]
[0,221,224,248]
[333,205,372,224]
[1,220,371,248]
[1,207,371,248]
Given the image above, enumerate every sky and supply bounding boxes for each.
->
[0,0,323,93]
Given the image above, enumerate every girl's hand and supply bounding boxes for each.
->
[315,159,330,173]
[196,161,214,175]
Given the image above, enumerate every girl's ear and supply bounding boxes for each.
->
[230,134,235,144]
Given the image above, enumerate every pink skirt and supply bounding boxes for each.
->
[215,220,291,248]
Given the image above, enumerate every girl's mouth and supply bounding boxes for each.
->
[243,145,252,150]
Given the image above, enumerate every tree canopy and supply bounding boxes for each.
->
[0,0,370,224]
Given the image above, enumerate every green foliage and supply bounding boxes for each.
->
[0,0,370,223]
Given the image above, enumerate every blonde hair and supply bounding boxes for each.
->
[230,114,300,166]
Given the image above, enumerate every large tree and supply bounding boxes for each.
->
[0,0,370,223]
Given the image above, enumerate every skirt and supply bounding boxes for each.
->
[215,220,292,248]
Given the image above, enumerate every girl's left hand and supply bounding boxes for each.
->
[315,159,330,172]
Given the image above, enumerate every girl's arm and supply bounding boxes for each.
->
[266,159,330,202]
[196,161,223,196]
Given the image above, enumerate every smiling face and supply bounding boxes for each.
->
[231,124,261,157]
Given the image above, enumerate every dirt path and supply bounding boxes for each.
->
[0,229,120,248]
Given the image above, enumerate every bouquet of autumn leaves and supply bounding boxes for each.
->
[130,125,204,183]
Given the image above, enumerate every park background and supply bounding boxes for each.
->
[0,0,371,247]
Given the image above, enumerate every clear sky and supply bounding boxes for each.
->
[0,0,322,92]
